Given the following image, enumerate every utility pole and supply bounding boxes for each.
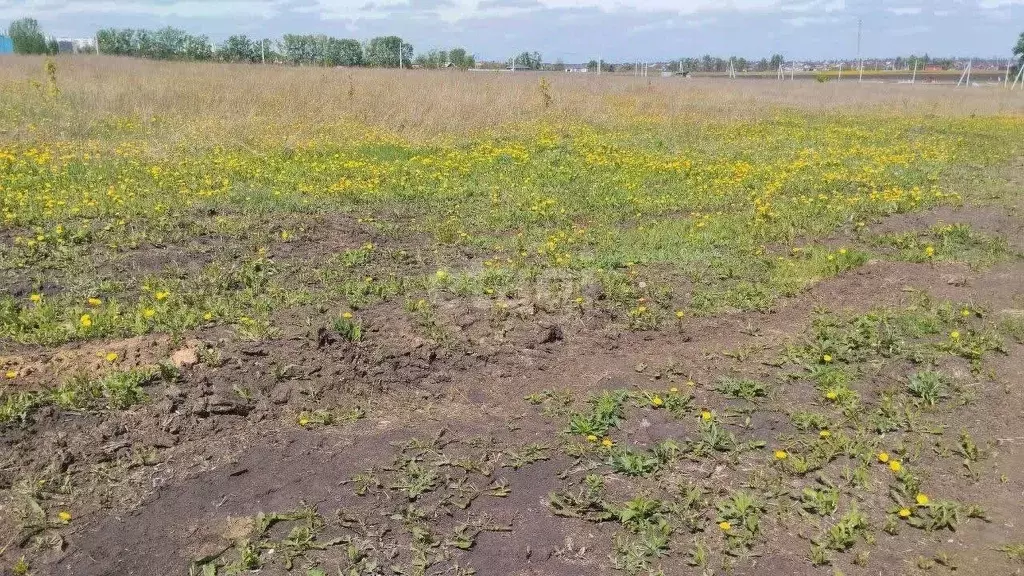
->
[399,42,403,69]
[598,57,602,75]
[957,59,973,87]
[856,18,863,83]
[1006,59,1012,88]
[838,62,843,81]
[261,39,265,64]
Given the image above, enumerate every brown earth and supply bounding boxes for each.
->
[2,205,1024,576]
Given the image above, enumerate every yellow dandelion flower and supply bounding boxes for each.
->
[877,452,890,463]
[718,521,731,531]
[155,291,169,301]
[58,511,72,523]
[825,391,838,400]
[924,246,935,257]
[5,370,16,379]
[675,310,684,318]
[774,450,788,460]
[80,314,93,328]
[949,330,960,340]
[29,293,42,303]
[143,308,156,318]
[601,437,613,447]
[298,416,310,426]
[889,460,902,473]
[898,508,911,518]
[203,312,213,321]
[960,308,970,317]
[915,493,929,506]
[342,312,353,319]
[586,434,598,442]
[669,387,679,393]
[651,396,663,407]
[819,430,831,438]
[87,297,102,307]
[701,411,712,421]
[822,354,833,363]
[105,352,118,362]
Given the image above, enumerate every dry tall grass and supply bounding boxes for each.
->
[1,55,1023,143]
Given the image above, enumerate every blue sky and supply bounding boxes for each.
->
[1,0,1022,61]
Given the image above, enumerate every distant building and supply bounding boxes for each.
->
[0,35,13,55]
[54,37,96,54]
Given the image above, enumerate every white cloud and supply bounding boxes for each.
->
[306,0,846,20]
[0,0,282,20]
[888,24,930,36]
[783,14,839,26]
[0,0,853,23]
[977,0,1024,7]
[886,6,922,15]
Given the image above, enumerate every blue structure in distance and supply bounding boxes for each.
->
[0,35,14,54]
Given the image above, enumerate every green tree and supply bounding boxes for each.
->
[183,34,213,61]
[327,38,362,66]
[8,18,48,55]
[366,36,412,68]
[447,47,473,69]
[769,54,785,70]
[1014,31,1024,74]
[151,27,187,59]
[512,51,541,70]
[97,28,137,56]
[218,35,259,62]
[135,29,156,58]
[281,34,313,65]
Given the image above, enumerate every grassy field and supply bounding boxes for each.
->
[1,56,1024,576]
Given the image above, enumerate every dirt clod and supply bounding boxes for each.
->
[170,347,199,368]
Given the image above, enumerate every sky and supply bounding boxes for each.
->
[0,0,1021,61]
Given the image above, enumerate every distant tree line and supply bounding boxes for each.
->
[666,53,977,73]
[414,47,475,69]
[672,55,782,73]
[96,27,213,60]
[93,26,474,69]
[586,60,614,72]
